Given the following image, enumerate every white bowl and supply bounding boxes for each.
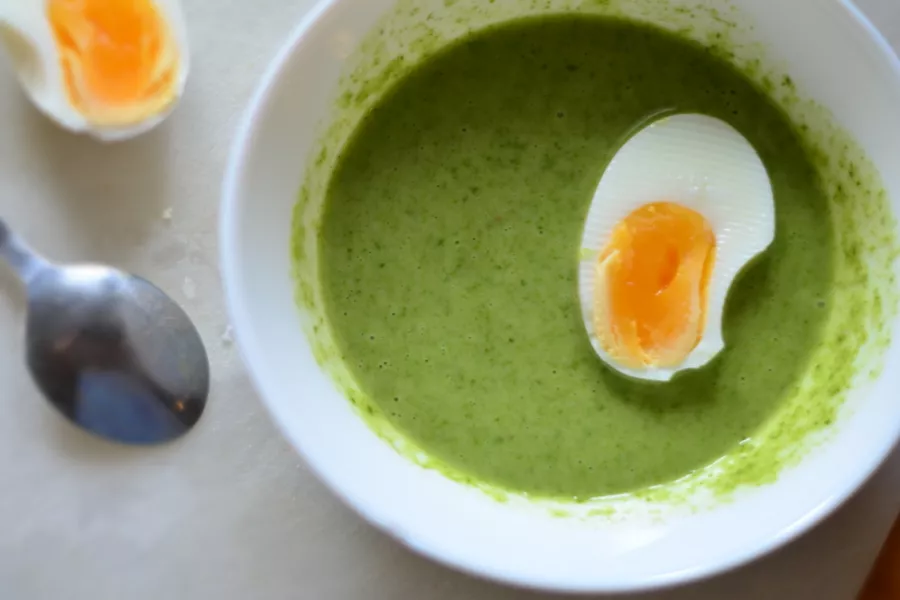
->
[221,0,900,593]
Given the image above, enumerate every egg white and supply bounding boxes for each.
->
[579,113,775,382]
[0,0,189,141]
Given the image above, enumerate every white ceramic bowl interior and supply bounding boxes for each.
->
[221,0,900,593]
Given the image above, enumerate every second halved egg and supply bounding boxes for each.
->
[0,0,189,141]
[579,114,775,382]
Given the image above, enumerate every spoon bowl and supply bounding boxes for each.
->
[0,219,208,445]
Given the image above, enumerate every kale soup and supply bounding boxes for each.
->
[309,15,890,500]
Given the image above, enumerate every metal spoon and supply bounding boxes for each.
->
[0,218,209,445]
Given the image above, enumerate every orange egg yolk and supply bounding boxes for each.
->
[593,202,716,369]
[47,0,179,125]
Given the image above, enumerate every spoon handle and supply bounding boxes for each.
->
[858,511,900,599]
[0,218,48,284]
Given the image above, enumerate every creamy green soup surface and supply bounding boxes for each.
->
[317,16,842,499]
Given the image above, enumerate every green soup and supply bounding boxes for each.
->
[317,16,838,499]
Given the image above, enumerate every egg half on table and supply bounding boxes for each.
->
[0,0,189,140]
[579,114,775,382]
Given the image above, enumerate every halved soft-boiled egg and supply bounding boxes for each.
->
[0,0,188,141]
[579,114,775,382]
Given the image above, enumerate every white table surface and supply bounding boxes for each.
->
[1,1,899,598]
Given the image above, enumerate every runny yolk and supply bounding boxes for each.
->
[593,202,716,369]
[47,0,179,125]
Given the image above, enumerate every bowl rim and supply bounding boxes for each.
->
[220,0,900,593]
